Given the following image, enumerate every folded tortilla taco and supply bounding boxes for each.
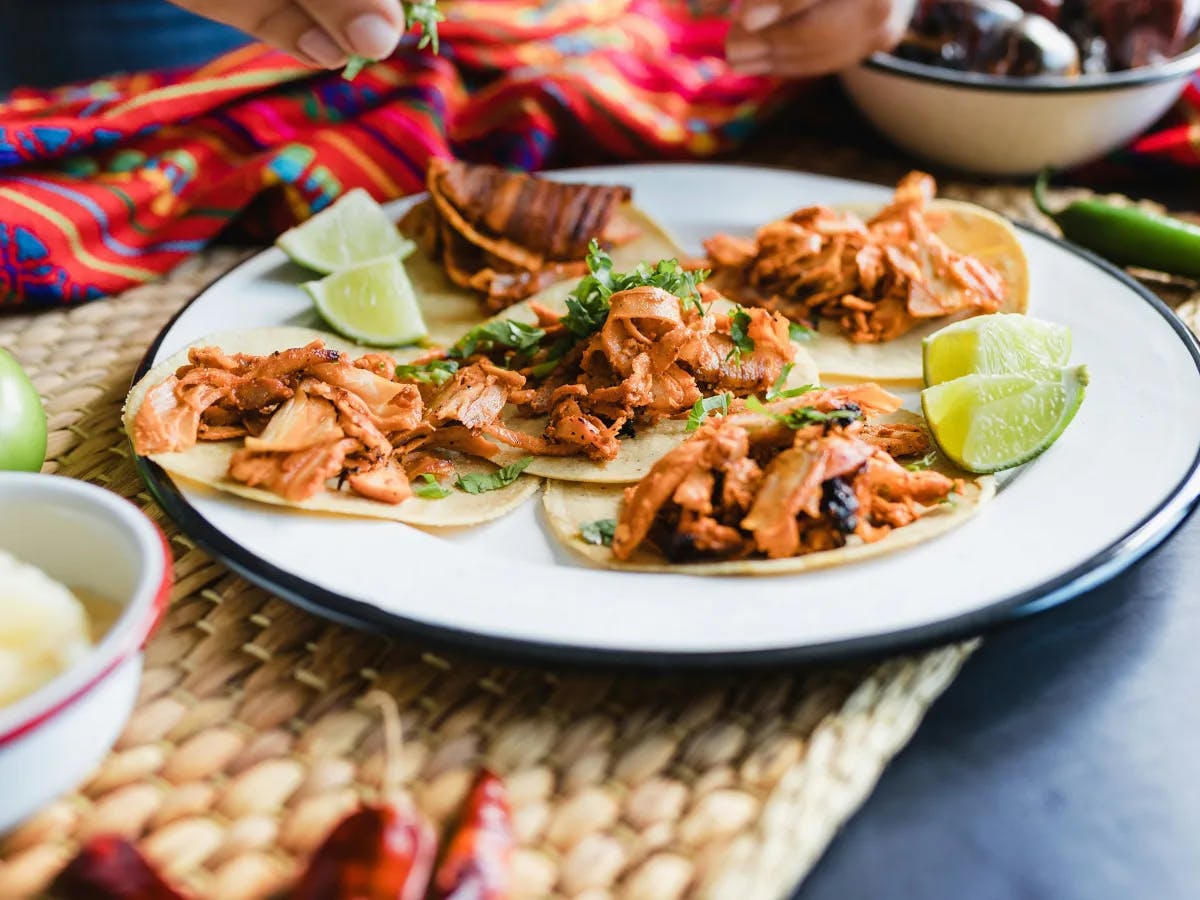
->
[399,160,687,345]
[705,171,1029,384]
[124,327,539,527]
[428,245,821,484]
[543,387,995,575]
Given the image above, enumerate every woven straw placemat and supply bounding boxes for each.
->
[0,179,1195,900]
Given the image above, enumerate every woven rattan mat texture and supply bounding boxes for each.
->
[0,178,1195,900]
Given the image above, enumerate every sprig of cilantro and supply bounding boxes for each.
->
[395,359,459,386]
[455,457,533,494]
[580,519,616,546]
[686,393,731,432]
[342,0,443,79]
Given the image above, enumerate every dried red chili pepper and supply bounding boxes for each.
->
[290,804,437,900]
[48,835,186,900]
[433,769,514,900]
[291,691,438,900]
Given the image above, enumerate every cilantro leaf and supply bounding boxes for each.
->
[788,322,815,342]
[580,518,616,546]
[726,306,755,362]
[395,359,459,386]
[765,363,817,401]
[412,473,452,499]
[455,457,533,494]
[686,393,731,432]
[449,319,546,359]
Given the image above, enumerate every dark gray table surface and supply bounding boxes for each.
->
[795,507,1200,900]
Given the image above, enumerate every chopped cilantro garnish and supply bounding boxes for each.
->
[455,457,533,494]
[412,473,452,499]
[580,518,616,546]
[449,319,546,359]
[726,306,755,362]
[764,363,817,401]
[746,396,860,430]
[777,406,862,429]
[527,241,710,376]
[560,242,708,341]
[686,393,731,432]
[904,450,938,472]
[395,359,459,386]
[788,322,815,342]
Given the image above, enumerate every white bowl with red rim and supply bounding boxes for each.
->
[840,45,1200,176]
[0,473,172,833]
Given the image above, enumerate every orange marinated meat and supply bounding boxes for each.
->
[132,340,534,506]
[455,285,797,463]
[704,172,1006,343]
[611,385,958,563]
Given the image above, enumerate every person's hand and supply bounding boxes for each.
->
[168,0,411,68]
[727,0,917,77]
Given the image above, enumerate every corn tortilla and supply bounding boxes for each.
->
[124,327,540,526]
[542,410,996,575]
[804,199,1030,385]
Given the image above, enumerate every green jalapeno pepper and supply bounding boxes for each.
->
[1034,171,1200,279]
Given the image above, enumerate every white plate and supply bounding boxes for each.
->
[133,164,1200,665]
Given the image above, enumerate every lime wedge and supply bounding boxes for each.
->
[923,314,1071,387]
[304,257,428,346]
[277,188,415,274]
[921,366,1088,474]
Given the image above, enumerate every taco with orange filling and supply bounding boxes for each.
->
[124,327,540,526]
[427,244,820,483]
[704,172,1029,383]
[543,385,994,575]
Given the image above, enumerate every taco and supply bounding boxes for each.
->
[124,327,539,527]
[543,386,994,575]
[425,245,820,483]
[400,160,685,344]
[704,171,1029,384]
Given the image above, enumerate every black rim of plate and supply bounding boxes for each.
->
[129,188,1200,670]
[861,45,1200,94]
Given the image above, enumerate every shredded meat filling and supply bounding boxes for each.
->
[611,385,959,563]
[704,171,1007,343]
[131,340,526,506]
[457,285,797,463]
